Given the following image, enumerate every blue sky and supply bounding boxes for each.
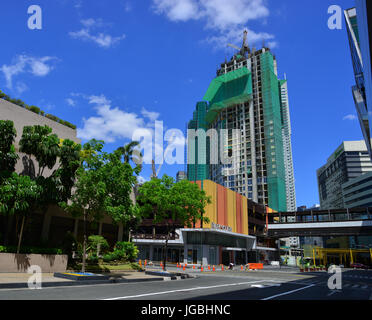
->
[0,0,362,208]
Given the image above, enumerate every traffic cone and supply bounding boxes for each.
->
[208,265,211,271]
[221,265,224,271]
[241,265,243,271]
[213,265,215,272]
[183,265,186,271]
[201,266,204,272]
[193,265,195,270]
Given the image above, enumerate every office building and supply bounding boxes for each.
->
[187,31,296,212]
[317,140,372,209]
[342,171,372,207]
[345,2,372,159]
[176,171,187,182]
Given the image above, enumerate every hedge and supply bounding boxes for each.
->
[0,245,63,255]
[0,90,77,130]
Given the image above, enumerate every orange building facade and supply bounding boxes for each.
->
[134,180,278,266]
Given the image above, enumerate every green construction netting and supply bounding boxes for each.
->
[187,101,210,181]
[261,51,287,212]
[203,68,252,124]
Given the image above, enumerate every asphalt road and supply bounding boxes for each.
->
[1,268,372,301]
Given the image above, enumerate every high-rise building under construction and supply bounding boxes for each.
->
[187,31,296,212]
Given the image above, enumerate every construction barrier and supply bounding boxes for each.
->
[248,263,263,270]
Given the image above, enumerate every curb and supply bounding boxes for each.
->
[0,273,196,290]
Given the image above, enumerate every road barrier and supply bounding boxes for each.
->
[248,263,263,270]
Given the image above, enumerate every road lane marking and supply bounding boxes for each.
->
[261,284,316,300]
[102,280,268,300]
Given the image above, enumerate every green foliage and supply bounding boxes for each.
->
[0,173,41,215]
[87,235,109,256]
[19,125,60,173]
[0,90,76,130]
[0,120,19,177]
[113,241,139,262]
[59,140,140,272]
[137,175,211,269]
[0,245,63,255]
[28,105,41,114]
[137,175,211,227]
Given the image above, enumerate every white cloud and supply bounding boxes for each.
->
[69,18,126,48]
[205,27,276,50]
[343,114,357,121]
[78,94,160,145]
[0,55,57,90]
[66,98,76,106]
[152,0,274,49]
[153,0,200,21]
[141,107,160,122]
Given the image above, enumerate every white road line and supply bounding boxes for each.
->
[102,280,266,300]
[261,284,315,301]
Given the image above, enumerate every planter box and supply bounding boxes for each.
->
[0,253,68,273]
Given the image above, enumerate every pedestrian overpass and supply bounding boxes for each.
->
[267,207,372,237]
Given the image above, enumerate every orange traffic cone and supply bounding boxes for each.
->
[183,265,186,271]
[221,265,224,271]
[241,265,243,271]
[213,266,215,272]
[208,265,211,271]
[201,266,204,272]
[193,265,195,270]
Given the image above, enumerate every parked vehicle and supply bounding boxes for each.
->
[350,263,369,269]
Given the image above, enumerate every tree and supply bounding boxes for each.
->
[137,175,211,271]
[0,120,19,179]
[16,124,81,249]
[117,141,141,164]
[60,140,140,273]
[0,173,41,253]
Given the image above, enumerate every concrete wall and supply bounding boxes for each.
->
[0,99,81,177]
[0,253,68,273]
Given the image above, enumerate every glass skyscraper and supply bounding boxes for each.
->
[345,1,372,160]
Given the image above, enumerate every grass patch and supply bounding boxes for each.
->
[69,262,143,273]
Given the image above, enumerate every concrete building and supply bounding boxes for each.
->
[317,140,372,209]
[187,31,295,213]
[345,2,372,160]
[342,171,372,207]
[0,98,131,247]
[176,171,187,182]
[133,180,278,265]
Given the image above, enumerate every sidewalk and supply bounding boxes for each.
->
[0,270,193,289]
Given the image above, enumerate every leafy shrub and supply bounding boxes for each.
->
[87,235,109,257]
[0,246,63,254]
[29,105,41,115]
[102,252,121,263]
[113,241,139,262]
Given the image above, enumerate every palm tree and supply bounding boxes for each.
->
[117,141,142,164]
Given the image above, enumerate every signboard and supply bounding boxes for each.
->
[211,222,232,232]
